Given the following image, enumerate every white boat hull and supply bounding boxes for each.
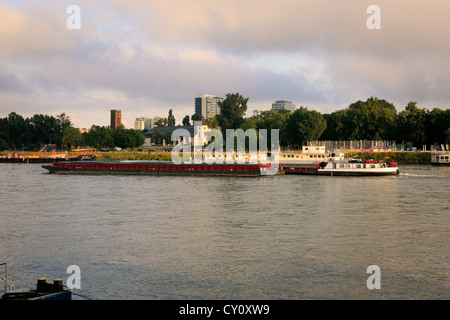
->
[317,167,399,176]
[280,159,400,176]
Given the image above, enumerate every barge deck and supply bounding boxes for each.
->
[42,160,270,176]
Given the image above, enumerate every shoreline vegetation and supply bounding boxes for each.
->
[95,150,436,164]
[1,96,449,153]
[0,150,434,164]
[347,151,432,164]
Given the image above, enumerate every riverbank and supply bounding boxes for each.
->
[0,150,172,162]
[348,151,431,164]
[99,151,432,164]
[98,151,172,161]
[1,150,433,164]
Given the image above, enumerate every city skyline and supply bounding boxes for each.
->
[1,1,449,129]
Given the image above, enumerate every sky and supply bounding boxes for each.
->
[1,0,449,129]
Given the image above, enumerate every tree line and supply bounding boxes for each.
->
[81,125,144,150]
[1,95,448,150]
[208,94,449,149]
[0,112,71,150]
[0,113,144,150]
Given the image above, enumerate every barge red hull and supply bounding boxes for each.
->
[42,161,264,176]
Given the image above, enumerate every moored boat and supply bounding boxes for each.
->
[281,157,399,176]
[431,151,450,166]
[1,263,72,300]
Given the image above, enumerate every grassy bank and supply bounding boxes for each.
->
[104,151,432,165]
[97,151,172,161]
[347,151,431,164]
[1,150,433,165]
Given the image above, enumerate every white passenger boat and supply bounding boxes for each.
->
[431,151,450,166]
[280,156,399,176]
[317,158,399,176]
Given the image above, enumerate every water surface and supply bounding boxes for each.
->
[0,163,448,299]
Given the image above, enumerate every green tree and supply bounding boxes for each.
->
[152,130,162,145]
[253,109,291,146]
[320,97,397,141]
[241,117,257,131]
[113,125,145,149]
[285,107,327,148]
[154,117,168,127]
[445,128,450,145]
[0,117,10,149]
[206,115,219,129]
[168,109,176,127]
[346,97,396,140]
[7,112,26,149]
[83,125,114,149]
[191,113,202,123]
[56,113,72,148]
[218,92,248,132]
[182,115,191,126]
[396,102,428,147]
[62,127,82,150]
[29,114,59,147]
[426,108,450,146]
[162,130,173,146]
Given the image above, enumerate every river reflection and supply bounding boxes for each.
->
[0,164,448,299]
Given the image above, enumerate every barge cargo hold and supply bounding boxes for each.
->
[42,160,273,176]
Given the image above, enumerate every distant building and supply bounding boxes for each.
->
[142,120,210,147]
[195,93,223,119]
[134,117,154,131]
[272,100,296,113]
[110,109,122,131]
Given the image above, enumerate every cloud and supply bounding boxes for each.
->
[0,0,449,128]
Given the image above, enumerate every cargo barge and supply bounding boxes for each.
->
[42,160,274,176]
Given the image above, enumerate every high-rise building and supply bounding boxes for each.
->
[272,100,296,113]
[111,109,122,131]
[195,93,223,119]
[134,117,154,131]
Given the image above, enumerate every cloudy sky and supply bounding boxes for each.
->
[1,0,449,128]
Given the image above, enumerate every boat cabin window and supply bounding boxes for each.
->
[356,164,361,168]
[370,165,376,168]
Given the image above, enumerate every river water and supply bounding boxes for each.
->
[0,163,448,300]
